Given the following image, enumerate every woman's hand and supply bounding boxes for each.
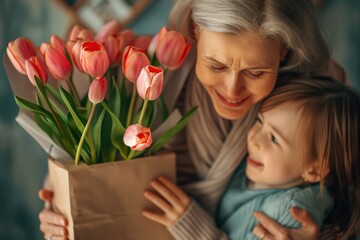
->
[38,189,68,240]
[252,207,320,240]
[142,176,191,227]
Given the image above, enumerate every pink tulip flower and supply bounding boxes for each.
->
[136,65,163,101]
[50,35,66,50]
[67,25,94,42]
[147,33,159,57]
[122,46,150,83]
[156,27,191,70]
[25,56,48,86]
[88,76,107,104]
[123,124,152,151]
[80,41,109,78]
[95,20,121,42]
[134,35,152,51]
[44,45,72,81]
[103,35,125,67]
[119,29,136,47]
[68,40,85,72]
[7,37,38,74]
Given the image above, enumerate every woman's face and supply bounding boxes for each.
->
[195,29,283,120]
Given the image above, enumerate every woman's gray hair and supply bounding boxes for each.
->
[169,0,330,74]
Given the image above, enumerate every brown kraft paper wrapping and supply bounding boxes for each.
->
[48,151,176,240]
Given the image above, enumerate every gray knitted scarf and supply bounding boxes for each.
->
[183,74,259,215]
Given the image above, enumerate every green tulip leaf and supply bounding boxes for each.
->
[119,77,129,124]
[93,108,106,158]
[158,95,169,121]
[101,101,128,159]
[60,86,85,132]
[45,84,63,105]
[108,77,121,117]
[100,112,116,162]
[149,106,198,155]
[34,114,55,141]
[15,96,53,120]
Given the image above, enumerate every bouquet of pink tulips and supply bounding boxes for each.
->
[6,20,196,165]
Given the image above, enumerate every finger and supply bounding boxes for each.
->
[253,224,274,240]
[290,207,319,236]
[39,208,68,227]
[39,189,53,202]
[253,211,289,238]
[150,180,181,208]
[158,176,189,203]
[47,237,68,240]
[144,190,173,213]
[40,222,68,237]
[290,207,317,226]
[45,236,68,240]
[142,210,171,226]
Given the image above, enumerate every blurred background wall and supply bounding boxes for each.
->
[0,0,359,239]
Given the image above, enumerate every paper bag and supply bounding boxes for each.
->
[48,151,176,240]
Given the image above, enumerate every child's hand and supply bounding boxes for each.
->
[142,176,191,226]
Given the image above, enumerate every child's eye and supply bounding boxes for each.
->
[271,134,279,145]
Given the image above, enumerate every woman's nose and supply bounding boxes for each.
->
[224,71,245,96]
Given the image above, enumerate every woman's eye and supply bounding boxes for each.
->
[246,71,264,78]
[271,134,279,145]
[210,65,226,72]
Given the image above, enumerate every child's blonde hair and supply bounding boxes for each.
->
[260,77,360,239]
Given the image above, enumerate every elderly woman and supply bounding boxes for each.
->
[39,0,346,239]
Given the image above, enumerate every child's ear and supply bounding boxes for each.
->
[302,161,324,183]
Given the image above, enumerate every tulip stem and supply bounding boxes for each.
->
[86,126,97,164]
[75,103,96,166]
[39,88,66,137]
[138,98,149,125]
[126,150,135,160]
[67,76,81,107]
[126,84,137,126]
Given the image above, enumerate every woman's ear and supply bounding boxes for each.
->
[302,161,325,183]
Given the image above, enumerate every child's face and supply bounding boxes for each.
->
[246,104,307,190]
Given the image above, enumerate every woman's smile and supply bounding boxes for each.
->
[215,90,250,108]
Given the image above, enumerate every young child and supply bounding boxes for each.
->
[142,77,360,239]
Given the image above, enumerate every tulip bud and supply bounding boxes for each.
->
[147,33,159,58]
[95,20,121,42]
[50,35,66,50]
[68,25,94,42]
[156,27,191,70]
[80,41,109,78]
[134,35,152,51]
[103,35,125,67]
[39,43,49,58]
[69,40,85,72]
[25,56,48,86]
[136,65,163,101]
[7,37,38,74]
[44,46,72,81]
[119,29,136,47]
[123,124,152,151]
[122,46,150,83]
[88,76,107,104]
